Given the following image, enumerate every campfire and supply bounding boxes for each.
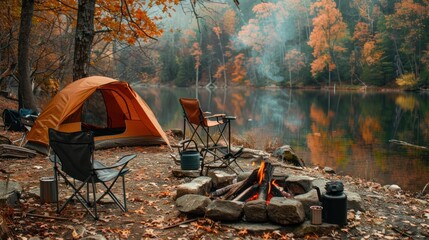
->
[212,161,292,202]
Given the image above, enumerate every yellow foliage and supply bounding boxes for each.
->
[395,73,417,88]
[395,95,418,111]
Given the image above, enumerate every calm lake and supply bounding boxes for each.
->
[135,86,429,193]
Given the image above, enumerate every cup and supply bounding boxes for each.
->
[310,205,323,225]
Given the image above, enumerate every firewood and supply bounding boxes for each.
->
[211,180,244,197]
[257,162,274,201]
[232,184,259,201]
[221,169,258,200]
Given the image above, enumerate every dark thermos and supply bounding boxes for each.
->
[314,181,347,226]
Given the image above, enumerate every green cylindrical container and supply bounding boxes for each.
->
[180,150,201,170]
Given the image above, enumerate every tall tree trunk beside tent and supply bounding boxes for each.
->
[73,0,96,81]
[17,0,37,111]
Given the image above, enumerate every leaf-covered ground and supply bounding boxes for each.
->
[0,96,428,239]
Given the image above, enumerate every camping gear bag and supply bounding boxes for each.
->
[2,109,24,131]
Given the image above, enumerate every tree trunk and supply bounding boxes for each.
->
[17,0,37,111]
[73,0,96,81]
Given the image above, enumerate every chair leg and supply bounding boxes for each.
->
[97,177,127,212]
[91,178,98,220]
[122,176,127,211]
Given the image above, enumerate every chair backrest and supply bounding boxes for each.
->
[48,129,94,181]
[179,98,204,125]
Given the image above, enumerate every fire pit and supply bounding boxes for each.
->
[212,161,297,202]
[175,160,317,225]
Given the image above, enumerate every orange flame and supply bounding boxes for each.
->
[257,161,265,185]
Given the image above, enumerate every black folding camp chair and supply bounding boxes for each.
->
[48,128,136,220]
[179,98,243,175]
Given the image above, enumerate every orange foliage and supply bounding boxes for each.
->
[191,42,202,69]
[386,0,428,55]
[252,2,276,19]
[353,22,370,45]
[306,104,349,168]
[223,9,236,35]
[92,0,179,44]
[362,40,383,65]
[309,104,335,127]
[308,0,348,76]
[231,53,246,83]
[214,65,226,80]
[213,26,221,39]
[359,117,381,145]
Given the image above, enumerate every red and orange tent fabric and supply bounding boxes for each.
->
[25,76,170,154]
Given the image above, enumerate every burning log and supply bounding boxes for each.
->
[216,160,294,203]
[232,184,259,201]
[210,180,244,197]
[221,169,258,200]
[256,162,274,201]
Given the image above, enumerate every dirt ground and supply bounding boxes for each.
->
[0,96,428,239]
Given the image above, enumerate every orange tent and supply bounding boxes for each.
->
[25,76,170,154]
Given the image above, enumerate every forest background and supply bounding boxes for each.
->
[1,0,429,110]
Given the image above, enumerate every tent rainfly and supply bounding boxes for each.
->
[25,76,170,154]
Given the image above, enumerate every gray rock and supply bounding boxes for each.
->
[311,178,329,192]
[323,167,335,174]
[172,169,200,178]
[176,194,211,216]
[294,189,321,219]
[175,176,212,199]
[206,200,244,222]
[293,221,338,237]
[286,175,315,193]
[272,145,304,167]
[236,171,253,182]
[346,191,364,211]
[267,197,305,225]
[243,199,268,222]
[0,181,21,207]
[208,170,236,189]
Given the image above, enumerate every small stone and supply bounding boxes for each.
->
[387,184,401,192]
[323,167,335,174]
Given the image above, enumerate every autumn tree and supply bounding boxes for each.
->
[284,49,306,88]
[385,0,429,81]
[231,53,246,84]
[72,0,178,81]
[308,0,348,87]
[191,41,202,87]
[17,0,37,111]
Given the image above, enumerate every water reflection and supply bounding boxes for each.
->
[134,86,429,193]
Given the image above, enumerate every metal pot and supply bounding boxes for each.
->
[314,181,347,226]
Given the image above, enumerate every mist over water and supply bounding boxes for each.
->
[136,86,429,193]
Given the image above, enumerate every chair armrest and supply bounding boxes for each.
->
[224,116,236,120]
[207,113,226,118]
[93,154,136,170]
